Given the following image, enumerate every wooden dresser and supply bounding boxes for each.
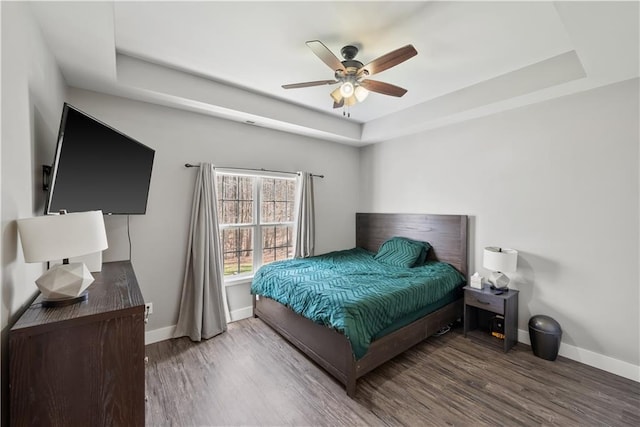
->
[9,261,145,426]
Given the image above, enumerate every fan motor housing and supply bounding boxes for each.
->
[341,60,363,71]
[340,45,359,60]
[339,45,363,74]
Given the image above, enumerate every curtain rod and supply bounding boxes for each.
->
[184,163,324,179]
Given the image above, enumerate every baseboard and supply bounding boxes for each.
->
[144,307,253,345]
[229,305,253,322]
[518,329,639,382]
[145,325,176,345]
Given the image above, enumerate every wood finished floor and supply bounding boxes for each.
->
[145,318,639,426]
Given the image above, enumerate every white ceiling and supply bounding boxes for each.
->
[29,1,639,146]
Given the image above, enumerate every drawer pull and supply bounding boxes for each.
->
[477,300,490,305]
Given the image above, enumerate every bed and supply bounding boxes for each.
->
[252,213,468,396]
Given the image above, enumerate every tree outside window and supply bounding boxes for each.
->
[217,173,295,277]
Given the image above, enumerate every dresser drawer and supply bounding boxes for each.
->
[465,292,504,315]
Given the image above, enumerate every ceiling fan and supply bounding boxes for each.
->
[282,40,418,115]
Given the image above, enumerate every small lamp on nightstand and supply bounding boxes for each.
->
[17,210,108,307]
[483,246,518,290]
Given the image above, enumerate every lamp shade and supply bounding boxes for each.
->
[483,247,518,273]
[17,211,108,262]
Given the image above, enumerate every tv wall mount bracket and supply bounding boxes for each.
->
[42,165,52,192]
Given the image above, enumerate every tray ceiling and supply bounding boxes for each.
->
[29,1,639,145]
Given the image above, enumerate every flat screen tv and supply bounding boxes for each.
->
[45,103,155,215]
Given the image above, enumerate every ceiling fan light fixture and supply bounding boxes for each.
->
[283,41,417,114]
[339,81,354,98]
[354,85,369,103]
[344,95,357,107]
[330,87,343,103]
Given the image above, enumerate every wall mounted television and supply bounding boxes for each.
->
[45,103,155,215]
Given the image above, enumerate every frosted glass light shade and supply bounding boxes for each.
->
[344,95,357,107]
[17,211,108,262]
[339,82,354,97]
[330,86,342,103]
[354,85,369,102]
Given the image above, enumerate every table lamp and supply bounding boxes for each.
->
[483,246,518,290]
[17,210,108,307]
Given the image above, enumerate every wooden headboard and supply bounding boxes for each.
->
[356,213,468,277]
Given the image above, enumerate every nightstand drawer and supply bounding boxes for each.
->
[465,293,504,315]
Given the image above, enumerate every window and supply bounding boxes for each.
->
[217,172,296,278]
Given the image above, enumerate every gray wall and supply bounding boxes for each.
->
[67,88,361,332]
[1,2,68,423]
[359,78,639,376]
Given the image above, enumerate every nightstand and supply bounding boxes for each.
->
[463,285,518,352]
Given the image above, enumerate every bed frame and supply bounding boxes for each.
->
[253,213,468,397]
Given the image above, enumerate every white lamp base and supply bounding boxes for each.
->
[489,271,510,290]
[35,262,95,302]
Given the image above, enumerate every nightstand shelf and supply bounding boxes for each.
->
[463,285,518,353]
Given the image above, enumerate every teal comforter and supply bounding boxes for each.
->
[251,248,464,359]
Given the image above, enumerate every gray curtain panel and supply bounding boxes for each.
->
[174,163,228,341]
[294,171,315,258]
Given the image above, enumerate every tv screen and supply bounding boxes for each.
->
[45,104,155,215]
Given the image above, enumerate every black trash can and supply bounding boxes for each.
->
[528,315,562,361]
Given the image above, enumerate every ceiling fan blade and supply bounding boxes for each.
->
[306,40,346,72]
[358,44,417,77]
[360,79,408,97]
[282,80,338,89]
[333,99,344,109]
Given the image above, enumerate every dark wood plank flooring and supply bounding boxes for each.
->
[145,318,639,426]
